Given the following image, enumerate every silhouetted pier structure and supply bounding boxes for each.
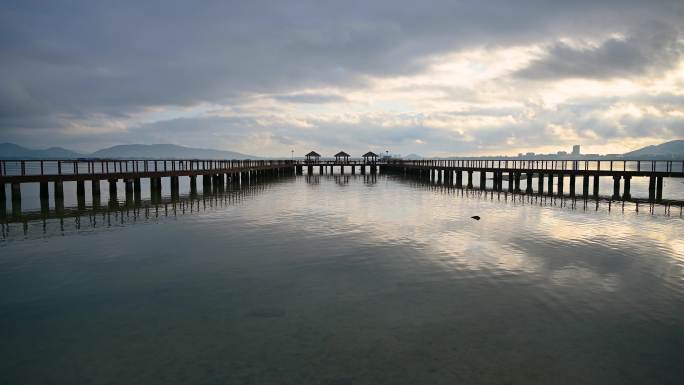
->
[0,159,294,216]
[383,159,684,204]
[2,157,683,217]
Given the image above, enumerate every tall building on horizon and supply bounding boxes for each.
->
[572,144,581,155]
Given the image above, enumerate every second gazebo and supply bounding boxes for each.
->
[362,151,378,163]
[334,151,350,163]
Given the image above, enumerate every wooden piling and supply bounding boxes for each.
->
[623,175,631,200]
[538,173,544,195]
[40,181,49,201]
[526,173,533,193]
[569,174,576,197]
[593,175,600,198]
[108,179,118,199]
[612,175,621,200]
[11,183,20,203]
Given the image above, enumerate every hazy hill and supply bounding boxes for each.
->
[0,143,257,159]
[624,140,684,158]
[403,153,423,160]
[0,143,83,159]
[91,144,257,159]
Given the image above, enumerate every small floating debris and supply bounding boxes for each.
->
[470,216,481,220]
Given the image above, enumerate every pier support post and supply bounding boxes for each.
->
[467,171,473,189]
[526,173,533,193]
[351,166,355,175]
[582,175,589,197]
[456,171,463,188]
[54,181,64,206]
[156,177,163,196]
[108,179,118,199]
[190,176,197,195]
[569,175,576,197]
[480,171,486,190]
[557,174,564,196]
[538,173,544,195]
[656,176,663,203]
[508,172,514,192]
[92,179,101,198]
[593,175,600,199]
[134,178,141,201]
[170,176,179,199]
[40,181,49,201]
[0,186,5,218]
[437,169,442,183]
[11,183,21,216]
[612,175,621,200]
[320,165,324,175]
[514,173,521,192]
[77,180,86,208]
[547,174,554,196]
[623,175,631,200]
[40,183,49,212]
[648,176,656,202]
[11,183,21,204]
[124,179,134,203]
[361,165,366,175]
[203,174,212,192]
[150,178,158,200]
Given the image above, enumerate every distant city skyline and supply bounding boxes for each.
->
[1,1,683,157]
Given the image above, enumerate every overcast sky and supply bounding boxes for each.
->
[1,0,683,156]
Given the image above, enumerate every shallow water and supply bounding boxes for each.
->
[1,174,684,385]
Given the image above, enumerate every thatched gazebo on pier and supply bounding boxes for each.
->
[334,151,350,163]
[362,151,378,163]
[305,151,321,163]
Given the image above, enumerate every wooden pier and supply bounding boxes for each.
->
[1,158,683,216]
[383,159,684,203]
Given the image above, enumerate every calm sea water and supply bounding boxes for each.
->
[1,174,684,385]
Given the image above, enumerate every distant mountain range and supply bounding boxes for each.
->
[0,143,257,159]
[402,153,423,160]
[623,140,684,159]
[1,140,683,159]
[0,143,84,159]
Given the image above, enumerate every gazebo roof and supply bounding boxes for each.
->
[362,151,379,157]
[305,151,321,157]
[334,151,350,157]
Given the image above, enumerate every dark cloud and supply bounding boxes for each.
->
[515,23,683,80]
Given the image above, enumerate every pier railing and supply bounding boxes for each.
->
[387,159,684,174]
[2,158,684,178]
[0,159,294,178]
